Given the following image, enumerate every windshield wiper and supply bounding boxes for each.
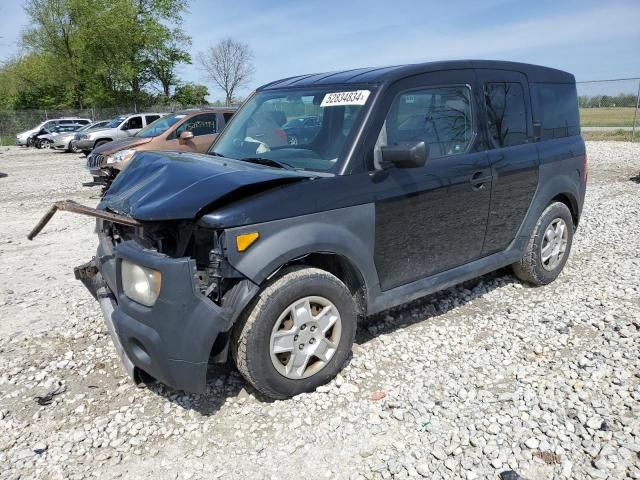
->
[208,150,226,158]
[239,157,294,170]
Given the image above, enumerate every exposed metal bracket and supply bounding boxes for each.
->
[27,200,142,240]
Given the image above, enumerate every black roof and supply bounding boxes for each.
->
[258,60,574,91]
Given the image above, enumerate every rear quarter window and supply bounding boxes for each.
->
[533,83,580,140]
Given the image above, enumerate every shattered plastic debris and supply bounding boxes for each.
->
[35,382,67,406]
[499,471,522,480]
[370,390,386,401]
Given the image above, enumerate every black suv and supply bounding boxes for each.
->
[69,60,585,399]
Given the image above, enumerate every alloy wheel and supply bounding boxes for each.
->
[541,218,568,271]
[269,296,342,379]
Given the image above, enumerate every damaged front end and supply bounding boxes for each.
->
[27,150,314,392]
[70,216,259,393]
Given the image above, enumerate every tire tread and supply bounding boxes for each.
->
[232,266,353,399]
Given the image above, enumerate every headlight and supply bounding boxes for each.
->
[105,149,136,166]
[121,260,162,307]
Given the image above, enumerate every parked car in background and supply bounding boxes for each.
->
[53,120,111,152]
[33,124,85,149]
[15,118,91,146]
[86,108,236,189]
[74,113,165,155]
[282,116,321,145]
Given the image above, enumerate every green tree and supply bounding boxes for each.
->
[173,82,209,106]
[7,0,192,109]
[146,29,192,97]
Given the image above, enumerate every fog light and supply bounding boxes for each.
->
[121,260,161,307]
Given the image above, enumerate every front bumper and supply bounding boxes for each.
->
[88,237,235,393]
[16,137,27,146]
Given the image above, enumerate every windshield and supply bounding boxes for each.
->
[136,113,184,138]
[106,116,127,128]
[209,87,371,172]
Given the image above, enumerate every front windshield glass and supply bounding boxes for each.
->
[136,113,184,138]
[209,87,371,172]
[106,116,127,128]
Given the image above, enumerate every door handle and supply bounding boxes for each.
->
[470,171,492,190]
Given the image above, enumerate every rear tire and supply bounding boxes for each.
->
[512,201,574,285]
[232,267,357,399]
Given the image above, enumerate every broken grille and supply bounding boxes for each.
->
[86,153,104,169]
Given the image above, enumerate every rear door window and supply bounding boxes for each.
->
[484,82,528,148]
[145,115,160,125]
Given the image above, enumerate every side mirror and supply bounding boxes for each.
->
[179,130,194,142]
[381,141,429,168]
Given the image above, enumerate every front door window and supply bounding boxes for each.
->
[374,86,473,169]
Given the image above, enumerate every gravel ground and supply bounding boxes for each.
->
[0,143,639,480]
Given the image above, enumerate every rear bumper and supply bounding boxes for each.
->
[89,238,233,393]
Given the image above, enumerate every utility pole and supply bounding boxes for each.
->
[632,79,640,143]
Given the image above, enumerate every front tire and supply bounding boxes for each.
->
[232,267,357,399]
[512,202,574,285]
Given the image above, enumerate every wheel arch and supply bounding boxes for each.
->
[223,204,379,316]
[93,138,112,148]
[550,192,579,227]
[269,252,368,317]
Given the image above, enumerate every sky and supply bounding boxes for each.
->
[1,0,639,100]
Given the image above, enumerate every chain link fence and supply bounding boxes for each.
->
[577,77,640,141]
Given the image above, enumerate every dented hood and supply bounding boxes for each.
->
[98,151,313,221]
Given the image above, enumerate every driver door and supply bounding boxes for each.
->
[370,70,493,291]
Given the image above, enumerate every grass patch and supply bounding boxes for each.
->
[582,129,639,142]
[0,134,15,146]
[580,107,637,127]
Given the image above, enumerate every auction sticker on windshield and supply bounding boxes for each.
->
[321,90,370,107]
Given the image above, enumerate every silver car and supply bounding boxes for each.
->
[52,121,110,152]
[75,113,165,155]
[15,118,91,146]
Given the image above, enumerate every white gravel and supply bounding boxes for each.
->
[0,142,639,480]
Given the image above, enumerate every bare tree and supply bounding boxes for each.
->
[197,38,254,106]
